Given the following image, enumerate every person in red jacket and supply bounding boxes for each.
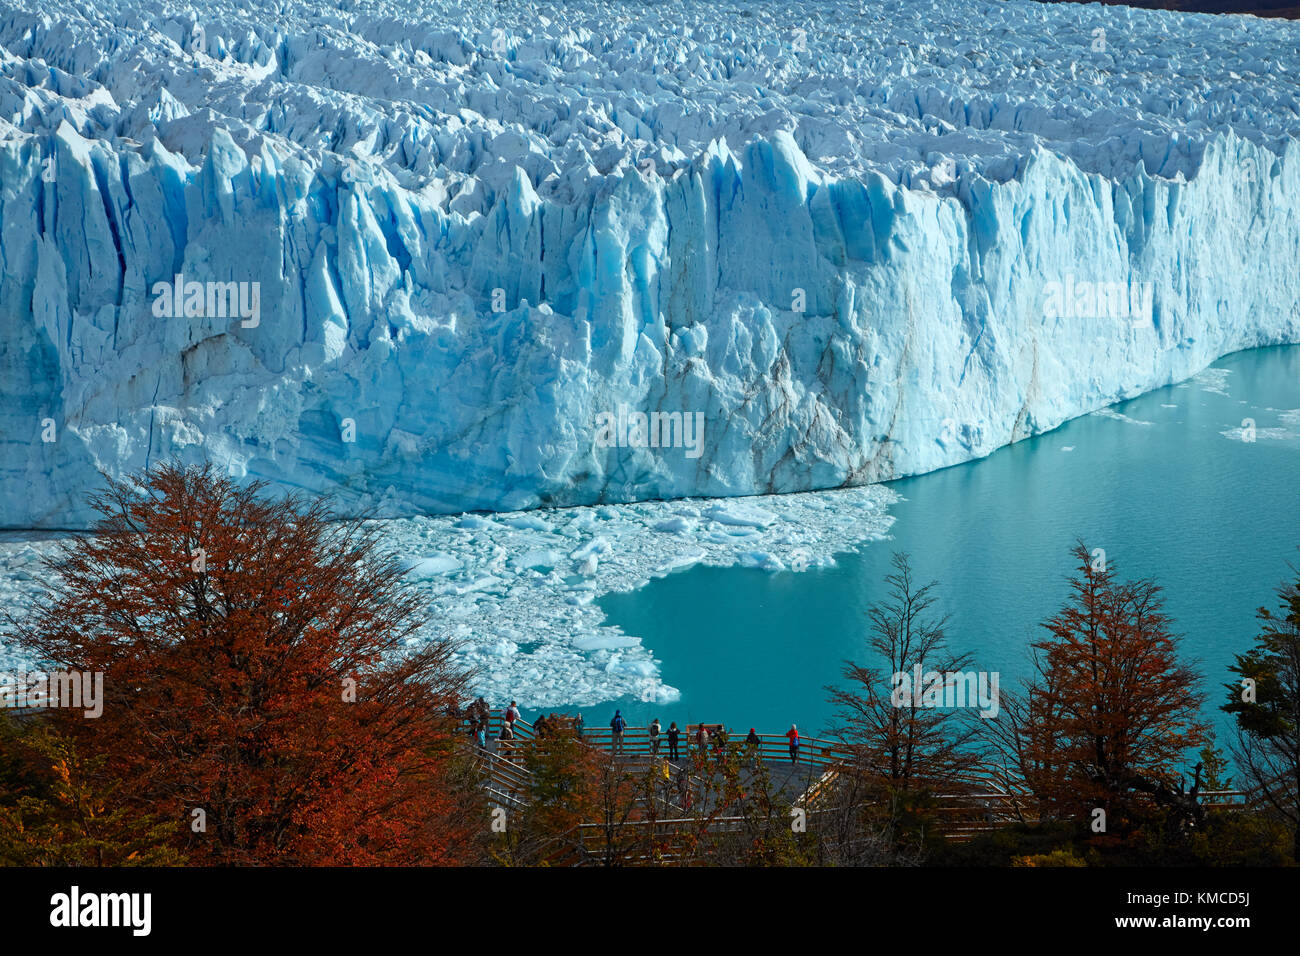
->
[786,724,800,763]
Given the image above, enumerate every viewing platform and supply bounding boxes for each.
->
[462,709,1254,853]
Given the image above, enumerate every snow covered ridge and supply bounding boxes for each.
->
[1,0,1299,528]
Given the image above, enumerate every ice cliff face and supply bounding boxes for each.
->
[2,0,1299,528]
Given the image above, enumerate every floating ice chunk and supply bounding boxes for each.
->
[455,515,495,530]
[656,547,707,573]
[1091,409,1155,426]
[574,634,642,652]
[1220,425,1290,442]
[653,516,696,534]
[505,515,553,533]
[570,537,612,561]
[648,684,682,705]
[508,548,564,570]
[740,551,786,572]
[605,654,656,677]
[704,503,778,528]
[457,574,504,594]
[402,553,462,577]
[1192,369,1233,396]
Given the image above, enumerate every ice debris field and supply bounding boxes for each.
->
[0,486,897,707]
[1,0,1299,528]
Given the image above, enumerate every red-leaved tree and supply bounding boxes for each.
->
[989,542,1208,835]
[9,463,480,865]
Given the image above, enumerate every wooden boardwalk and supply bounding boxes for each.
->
[466,711,1253,853]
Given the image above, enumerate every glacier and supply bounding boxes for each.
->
[1,0,1299,528]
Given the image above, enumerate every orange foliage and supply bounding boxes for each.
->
[12,463,477,865]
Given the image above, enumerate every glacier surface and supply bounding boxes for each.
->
[1,0,1299,527]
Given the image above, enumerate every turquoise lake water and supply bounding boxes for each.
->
[584,345,1300,745]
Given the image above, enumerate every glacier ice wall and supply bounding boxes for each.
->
[1,0,1299,528]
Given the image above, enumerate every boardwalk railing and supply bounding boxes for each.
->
[465,711,1261,845]
[579,725,855,768]
[475,749,532,809]
[927,786,1255,842]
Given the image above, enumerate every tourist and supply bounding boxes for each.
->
[610,709,627,755]
[505,699,520,729]
[649,717,662,755]
[746,727,760,748]
[667,721,680,761]
[786,723,800,763]
[695,724,710,754]
[714,725,728,755]
[574,712,585,739]
[534,713,549,737]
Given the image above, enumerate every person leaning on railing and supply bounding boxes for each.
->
[695,724,710,754]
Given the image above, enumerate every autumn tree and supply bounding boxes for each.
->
[5,462,479,865]
[724,739,811,866]
[999,542,1208,836]
[0,716,183,866]
[491,729,602,864]
[486,726,664,866]
[1222,560,1300,860]
[827,552,985,794]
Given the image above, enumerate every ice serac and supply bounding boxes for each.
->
[1,0,1299,527]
